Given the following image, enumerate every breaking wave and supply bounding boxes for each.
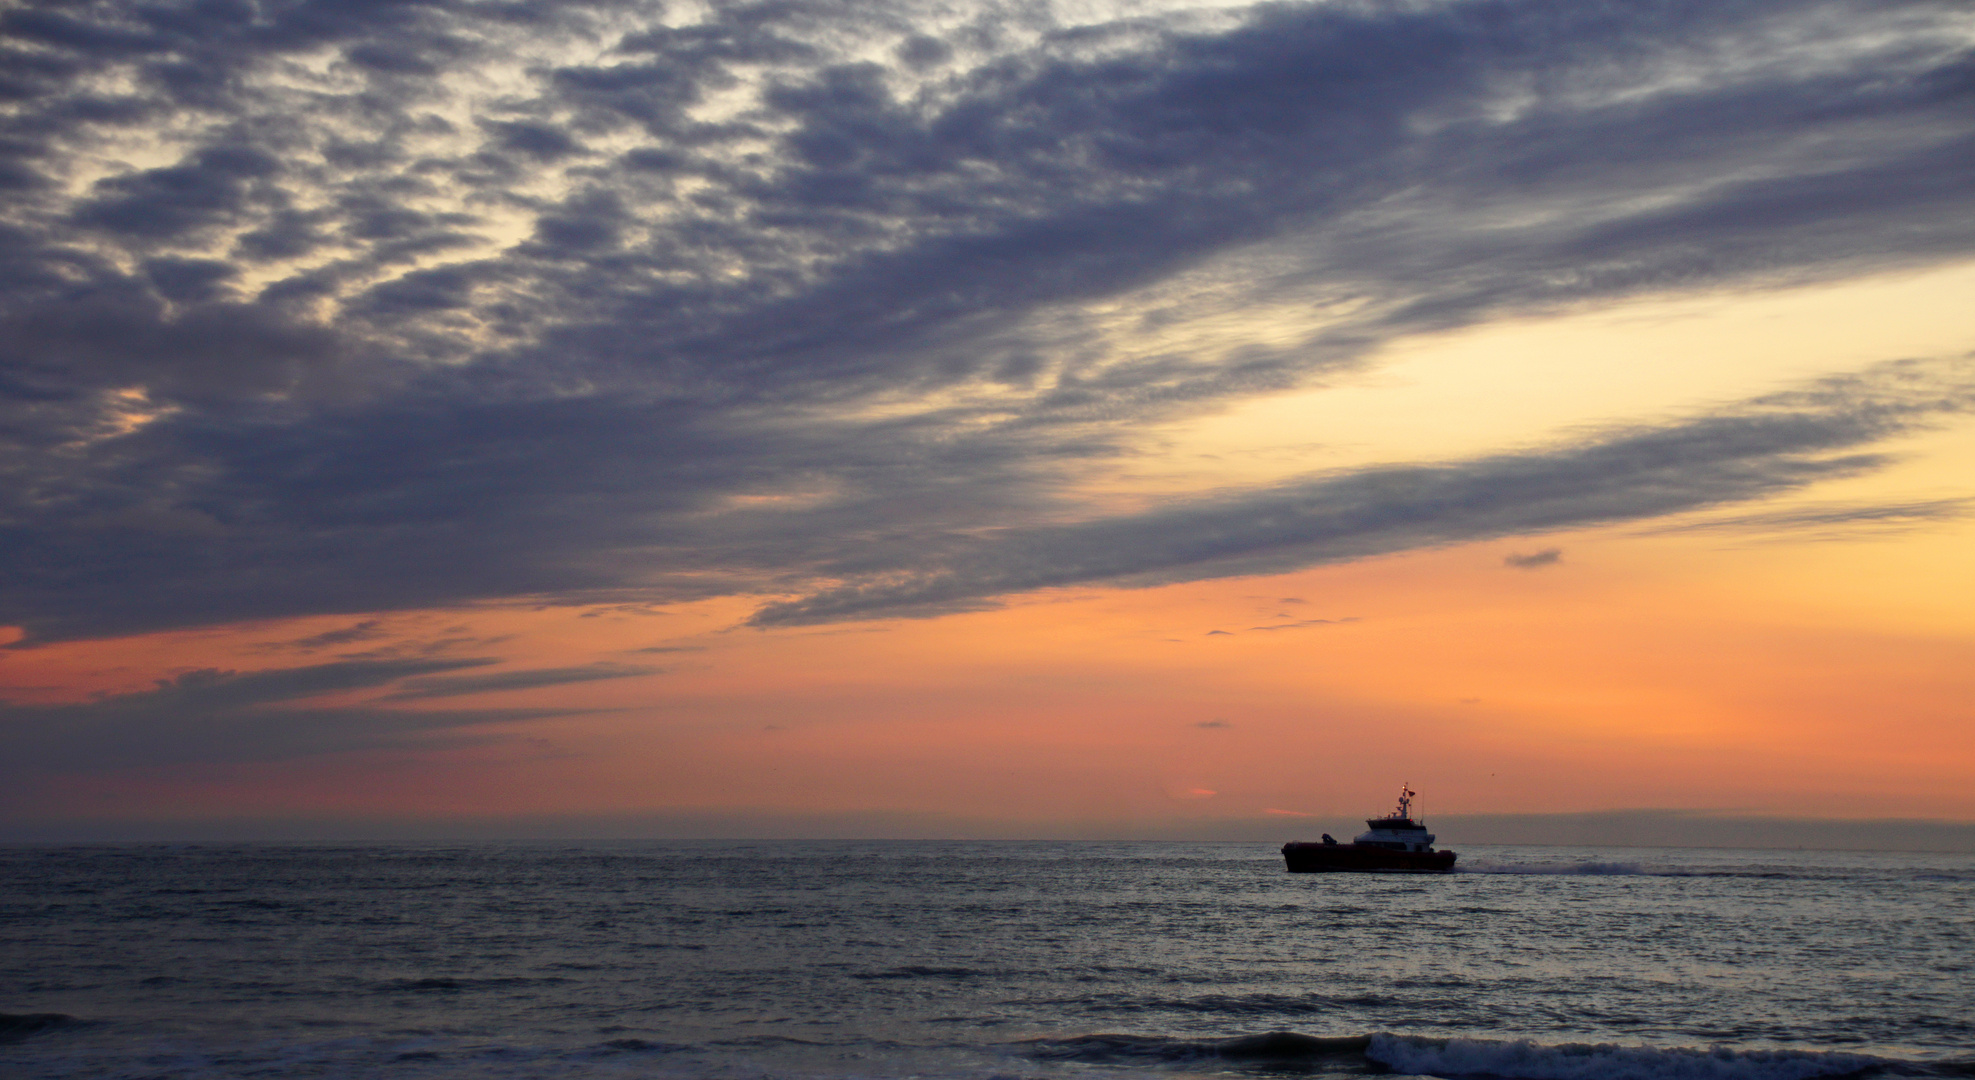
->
[1020,1031,1965,1079]
[1369,1033,1903,1080]
[1023,1031,1373,1063]
[0,1013,79,1045]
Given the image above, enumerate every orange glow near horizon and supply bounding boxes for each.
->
[10,507,1973,831]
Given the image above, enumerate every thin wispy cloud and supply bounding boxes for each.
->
[257,620,391,653]
[382,662,660,700]
[1637,498,1975,539]
[0,658,590,783]
[1248,617,1359,631]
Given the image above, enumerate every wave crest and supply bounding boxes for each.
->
[1369,1033,1893,1080]
[1021,1031,1369,1064]
[1021,1032,1951,1079]
[0,1013,78,1045]
[1459,861,1648,875]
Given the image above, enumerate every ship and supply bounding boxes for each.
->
[1281,786,1457,873]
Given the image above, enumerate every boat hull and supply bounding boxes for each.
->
[1282,843,1457,874]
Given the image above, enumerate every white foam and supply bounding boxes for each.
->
[1367,1034,1886,1080]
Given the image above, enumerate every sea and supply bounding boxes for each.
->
[3,841,1972,1080]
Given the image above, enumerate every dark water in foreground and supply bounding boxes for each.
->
[3,842,1972,1080]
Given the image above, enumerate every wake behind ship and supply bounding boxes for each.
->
[1282,786,1456,873]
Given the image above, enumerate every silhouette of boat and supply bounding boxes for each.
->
[1281,786,1457,873]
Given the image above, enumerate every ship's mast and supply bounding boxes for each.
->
[1395,784,1414,821]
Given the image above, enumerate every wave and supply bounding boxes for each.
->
[1024,1031,1372,1064]
[375,976,573,992]
[1454,860,1858,880]
[1019,1031,1967,1079]
[10,1027,1969,1080]
[853,966,1012,980]
[0,1013,79,1045]
[1371,1034,1899,1080]
[594,1038,693,1053]
[1458,861,1650,875]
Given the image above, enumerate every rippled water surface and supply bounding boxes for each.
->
[3,842,1972,1080]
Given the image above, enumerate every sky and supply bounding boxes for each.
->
[3,0,1973,843]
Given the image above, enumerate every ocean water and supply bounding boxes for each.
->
[2,842,1972,1080]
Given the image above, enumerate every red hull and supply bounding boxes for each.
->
[1282,842,1457,873]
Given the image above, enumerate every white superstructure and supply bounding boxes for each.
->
[1351,786,1438,853]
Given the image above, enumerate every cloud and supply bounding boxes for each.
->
[1248,617,1358,631]
[381,662,660,700]
[1504,548,1563,570]
[1195,718,1231,729]
[0,0,1971,643]
[261,619,390,652]
[1638,498,1975,539]
[0,657,596,779]
[746,360,1975,625]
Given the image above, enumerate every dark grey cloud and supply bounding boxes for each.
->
[261,619,390,652]
[0,657,593,782]
[1248,618,1357,631]
[382,662,660,700]
[1504,548,1562,570]
[1639,498,1974,538]
[747,361,1975,625]
[0,0,1970,643]
[71,143,284,240]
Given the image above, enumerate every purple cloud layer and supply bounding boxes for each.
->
[1,0,1971,643]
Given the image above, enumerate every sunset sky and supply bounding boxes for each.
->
[4,0,1972,841]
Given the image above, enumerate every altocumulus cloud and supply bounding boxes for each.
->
[1,0,1972,643]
